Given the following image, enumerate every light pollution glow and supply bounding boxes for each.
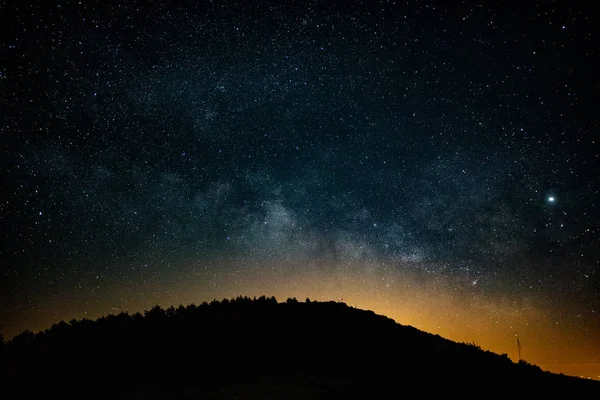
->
[9,259,600,381]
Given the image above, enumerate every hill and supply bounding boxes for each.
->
[1,296,598,398]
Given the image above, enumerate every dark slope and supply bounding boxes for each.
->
[1,297,598,398]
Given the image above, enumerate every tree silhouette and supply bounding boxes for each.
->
[144,305,166,321]
[1,297,598,398]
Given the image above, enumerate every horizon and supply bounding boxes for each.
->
[4,291,600,381]
[1,0,599,386]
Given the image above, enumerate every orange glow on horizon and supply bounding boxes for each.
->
[8,259,600,381]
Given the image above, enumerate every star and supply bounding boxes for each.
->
[2,0,598,381]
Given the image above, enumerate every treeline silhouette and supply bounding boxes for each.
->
[1,296,598,398]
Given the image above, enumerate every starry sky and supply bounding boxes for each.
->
[1,0,599,379]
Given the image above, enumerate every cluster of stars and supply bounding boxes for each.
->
[0,0,598,378]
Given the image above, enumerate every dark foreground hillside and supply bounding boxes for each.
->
[1,297,598,398]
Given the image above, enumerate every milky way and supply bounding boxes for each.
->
[1,0,599,378]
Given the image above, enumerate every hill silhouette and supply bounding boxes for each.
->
[1,296,598,398]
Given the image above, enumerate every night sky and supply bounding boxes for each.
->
[1,0,599,379]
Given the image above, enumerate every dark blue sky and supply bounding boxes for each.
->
[1,0,599,375]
